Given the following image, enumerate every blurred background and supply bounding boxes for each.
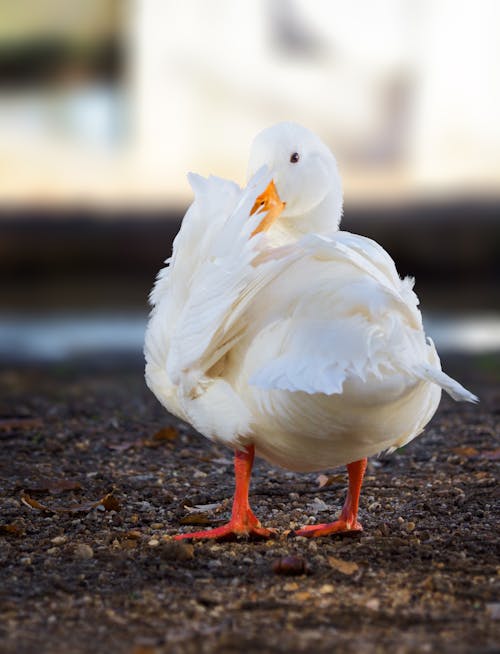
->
[1,0,499,364]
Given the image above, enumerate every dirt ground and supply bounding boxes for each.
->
[0,356,498,654]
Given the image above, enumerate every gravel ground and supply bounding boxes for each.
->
[0,357,498,654]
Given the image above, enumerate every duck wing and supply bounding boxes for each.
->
[248,232,477,404]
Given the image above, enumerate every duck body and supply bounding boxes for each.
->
[145,123,476,539]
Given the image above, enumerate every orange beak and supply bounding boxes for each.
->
[250,180,286,237]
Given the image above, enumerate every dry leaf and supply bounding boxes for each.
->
[317,473,345,488]
[107,440,141,452]
[152,427,178,442]
[101,494,121,512]
[184,502,222,514]
[451,446,479,457]
[20,493,48,511]
[0,417,43,432]
[180,513,215,526]
[328,556,359,575]
[21,491,120,514]
[0,523,24,537]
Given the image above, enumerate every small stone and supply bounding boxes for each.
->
[368,501,381,512]
[292,591,312,601]
[319,584,335,594]
[50,535,67,545]
[46,547,58,555]
[159,540,195,561]
[327,556,359,575]
[486,603,500,620]
[397,516,404,524]
[366,598,380,611]
[283,582,299,592]
[73,543,94,559]
[405,521,416,532]
[150,523,163,530]
[148,538,160,547]
[272,556,309,576]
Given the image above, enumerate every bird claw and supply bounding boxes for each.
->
[174,522,276,542]
[294,518,363,538]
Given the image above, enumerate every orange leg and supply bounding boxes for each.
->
[175,445,275,541]
[295,458,367,537]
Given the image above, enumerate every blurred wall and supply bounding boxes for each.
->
[0,0,499,208]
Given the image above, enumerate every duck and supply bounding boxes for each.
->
[144,122,477,540]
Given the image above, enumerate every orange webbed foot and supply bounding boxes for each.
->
[294,518,363,538]
[174,511,276,542]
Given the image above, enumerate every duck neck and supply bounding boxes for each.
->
[285,186,343,239]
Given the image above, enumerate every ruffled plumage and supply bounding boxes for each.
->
[145,169,477,472]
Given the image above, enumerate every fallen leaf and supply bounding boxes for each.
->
[184,502,222,514]
[451,446,479,457]
[0,417,43,432]
[152,427,178,442]
[180,513,216,526]
[20,493,48,511]
[327,556,359,575]
[101,494,121,512]
[317,473,344,488]
[21,491,120,514]
[107,440,141,452]
[308,497,332,514]
[0,523,24,537]
[108,430,177,451]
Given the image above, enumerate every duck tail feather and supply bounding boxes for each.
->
[415,364,479,403]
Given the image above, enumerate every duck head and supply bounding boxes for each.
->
[248,122,343,236]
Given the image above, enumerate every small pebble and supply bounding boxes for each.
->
[328,556,359,576]
[159,540,195,561]
[283,582,299,591]
[73,543,94,559]
[272,556,309,576]
[148,538,160,547]
[405,521,416,533]
[366,598,380,611]
[486,603,500,620]
[50,535,67,545]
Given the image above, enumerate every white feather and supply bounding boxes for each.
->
[145,122,477,468]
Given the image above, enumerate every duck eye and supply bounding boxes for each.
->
[290,152,300,164]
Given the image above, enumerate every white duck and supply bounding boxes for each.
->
[145,122,477,540]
